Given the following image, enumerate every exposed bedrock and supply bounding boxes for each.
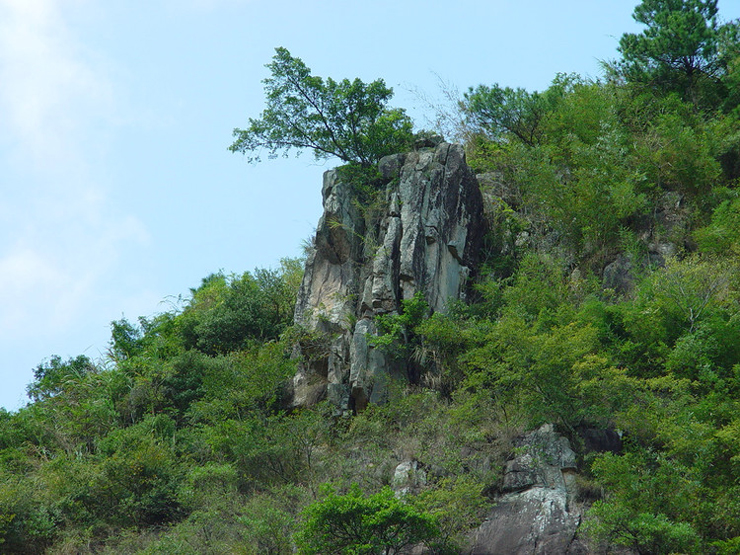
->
[470,424,587,555]
[291,142,485,412]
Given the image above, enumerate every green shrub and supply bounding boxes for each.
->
[295,484,438,555]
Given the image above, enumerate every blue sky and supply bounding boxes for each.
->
[0,0,734,411]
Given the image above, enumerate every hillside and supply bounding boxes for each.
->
[2,1,740,553]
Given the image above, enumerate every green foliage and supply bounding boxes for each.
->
[616,256,737,363]
[95,417,184,527]
[109,317,147,362]
[477,196,529,280]
[468,78,651,265]
[411,476,489,552]
[335,163,386,206]
[196,406,326,492]
[0,470,57,553]
[454,254,650,433]
[372,292,430,362]
[587,501,702,554]
[462,75,575,146]
[712,536,740,555]
[180,264,299,355]
[237,489,298,555]
[294,484,439,555]
[616,0,740,108]
[27,354,97,403]
[696,196,740,255]
[581,277,740,549]
[463,312,627,431]
[177,463,238,511]
[413,309,490,395]
[188,343,296,422]
[230,47,413,168]
[632,102,722,197]
[585,447,708,554]
[0,257,309,551]
[463,85,547,146]
[500,253,571,321]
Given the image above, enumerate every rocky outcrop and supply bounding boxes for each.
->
[470,424,586,555]
[291,142,484,413]
[603,191,692,294]
[391,460,427,498]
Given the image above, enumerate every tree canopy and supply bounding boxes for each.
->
[295,485,439,555]
[616,0,740,107]
[230,47,414,167]
[461,74,574,146]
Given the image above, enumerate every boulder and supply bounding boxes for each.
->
[391,460,427,498]
[470,424,586,555]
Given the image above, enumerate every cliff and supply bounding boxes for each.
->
[291,140,485,413]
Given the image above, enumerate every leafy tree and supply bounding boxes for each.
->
[295,485,438,555]
[0,468,57,553]
[467,78,648,264]
[632,103,722,197]
[188,271,285,354]
[237,490,297,555]
[372,292,429,360]
[202,409,325,490]
[411,476,489,552]
[27,355,97,403]
[109,317,147,362]
[230,47,414,167]
[617,0,740,107]
[463,84,546,146]
[187,343,296,423]
[617,256,736,358]
[587,501,702,554]
[179,261,301,355]
[695,197,740,256]
[95,416,184,527]
[462,76,573,146]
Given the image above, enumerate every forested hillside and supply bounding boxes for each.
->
[2,1,740,553]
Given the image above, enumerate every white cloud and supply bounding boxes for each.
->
[0,0,149,340]
[0,247,79,335]
[0,0,113,171]
[0,209,150,339]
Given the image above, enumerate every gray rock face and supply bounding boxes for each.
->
[292,142,484,412]
[470,424,586,555]
[391,460,427,498]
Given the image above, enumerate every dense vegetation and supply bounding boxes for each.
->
[2,1,740,553]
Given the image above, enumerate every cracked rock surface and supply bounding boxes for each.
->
[470,424,587,555]
[291,142,484,412]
